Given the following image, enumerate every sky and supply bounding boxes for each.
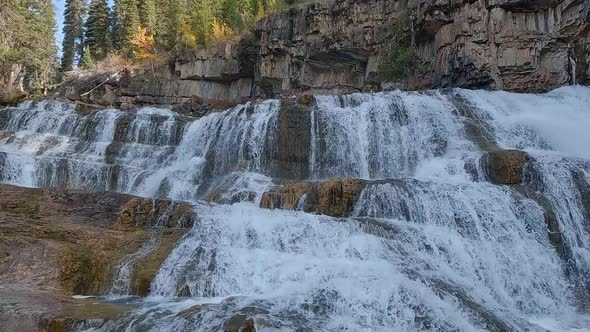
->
[54,0,65,53]
[53,0,114,55]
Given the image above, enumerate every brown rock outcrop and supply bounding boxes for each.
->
[60,38,257,113]
[255,0,589,94]
[129,229,186,296]
[0,185,193,328]
[254,0,397,96]
[260,179,367,218]
[481,149,530,184]
[260,181,312,211]
[118,198,194,229]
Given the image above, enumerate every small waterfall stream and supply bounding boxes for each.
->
[1,87,590,331]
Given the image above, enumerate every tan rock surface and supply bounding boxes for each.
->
[0,185,193,329]
[260,179,367,218]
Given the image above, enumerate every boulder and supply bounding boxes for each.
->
[118,198,194,228]
[260,181,311,210]
[260,179,367,218]
[224,316,256,332]
[481,150,530,185]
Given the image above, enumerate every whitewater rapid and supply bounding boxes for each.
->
[1,87,590,331]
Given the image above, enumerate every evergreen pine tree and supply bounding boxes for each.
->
[113,0,141,52]
[85,0,110,60]
[61,0,86,71]
[1,0,57,100]
[138,0,157,33]
[80,45,94,68]
[187,0,218,46]
[221,0,244,30]
[155,0,182,50]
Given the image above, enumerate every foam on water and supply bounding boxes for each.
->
[1,87,590,331]
[310,91,479,180]
[459,86,590,159]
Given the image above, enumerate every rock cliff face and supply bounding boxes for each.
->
[61,0,589,110]
[415,0,590,91]
[62,39,258,113]
[255,0,589,94]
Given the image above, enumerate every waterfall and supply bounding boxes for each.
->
[2,87,590,331]
[0,100,279,200]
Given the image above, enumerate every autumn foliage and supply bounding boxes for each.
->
[130,27,155,60]
[212,18,234,41]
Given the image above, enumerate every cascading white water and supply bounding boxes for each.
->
[310,91,479,180]
[2,87,590,331]
[0,100,279,200]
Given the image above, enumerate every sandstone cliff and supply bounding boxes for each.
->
[60,0,589,110]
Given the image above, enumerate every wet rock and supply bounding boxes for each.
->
[448,93,498,152]
[0,286,132,332]
[224,315,256,332]
[573,170,590,222]
[118,198,194,229]
[261,179,367,218]
[206,188,257,205]
[297,95,316,106]
[176,304,206,319]
[481,150,530,185]
[271,99,312,180]
[129,229,186,296]
[260,181,311,210]
[514,162,565,256]
[0,185,191,325]
[176,282,192,298]
[305,179,368,218]
[0,131,13,141]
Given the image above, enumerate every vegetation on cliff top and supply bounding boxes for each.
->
[0,0,57,105]
[0,0,308,105]
[64,0,307,70]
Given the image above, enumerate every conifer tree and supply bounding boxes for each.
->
[138,0,157,33]
[61,0,86,71]
[221,0,244,30]
[1,0,57,100]
[80,45,94,68]
[113,0,141,52]
[187,0,217,46]
[85,0,110,60]
[155,0,182,50]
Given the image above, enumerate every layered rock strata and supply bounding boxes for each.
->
[61,0,590,111]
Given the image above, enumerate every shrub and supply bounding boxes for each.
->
[378,16,431,82]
